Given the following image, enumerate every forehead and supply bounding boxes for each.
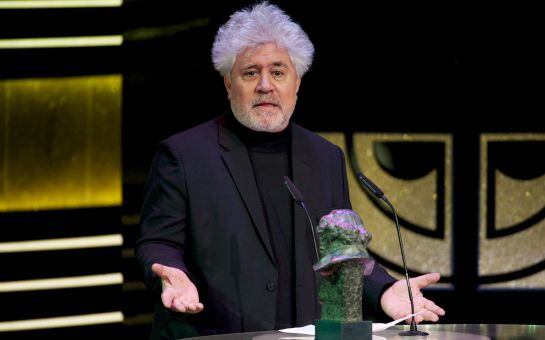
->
[234,42,293,68]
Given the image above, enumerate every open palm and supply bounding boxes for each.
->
[152,263,204,313]
[380,272,445,323]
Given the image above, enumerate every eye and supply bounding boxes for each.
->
[272,70,284,78]
[244,70,258,77]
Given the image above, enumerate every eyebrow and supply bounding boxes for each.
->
[241,62,288,70]
[270,62,288,68]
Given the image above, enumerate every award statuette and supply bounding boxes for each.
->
[313,210,375,340]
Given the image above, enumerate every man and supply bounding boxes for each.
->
[136,2,445,339]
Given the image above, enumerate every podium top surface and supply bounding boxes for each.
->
[185,324,545,340]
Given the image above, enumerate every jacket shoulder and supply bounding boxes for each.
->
[161,117,220,152]
[292,123,343,154]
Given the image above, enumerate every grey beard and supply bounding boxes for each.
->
[231,105,290,132]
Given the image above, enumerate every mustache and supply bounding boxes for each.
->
[252,97,280,107]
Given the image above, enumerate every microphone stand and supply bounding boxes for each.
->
[357,173,428,336]
[283,176,321,262]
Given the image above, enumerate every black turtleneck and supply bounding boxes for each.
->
[226,114,295,329]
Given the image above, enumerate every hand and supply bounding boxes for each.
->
[380,272,445,323]
[152,263,204,314]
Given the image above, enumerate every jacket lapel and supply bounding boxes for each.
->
[291,123,315,256]
[291,124,313,225]
[291,123,321,323]
[218,119,277,267]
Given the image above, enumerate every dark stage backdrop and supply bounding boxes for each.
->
[0,1,544,338]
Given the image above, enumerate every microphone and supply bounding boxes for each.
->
[356,172,428,337]
[356,173,384,199]
[283,176,320,262]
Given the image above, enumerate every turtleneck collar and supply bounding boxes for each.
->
[225,113,292,153]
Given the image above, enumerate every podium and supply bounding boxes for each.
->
[185,324,545,340]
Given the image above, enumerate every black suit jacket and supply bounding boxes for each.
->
[136,116,396,339]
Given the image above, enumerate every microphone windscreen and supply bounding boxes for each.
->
[357,173,384,199]
[283,176,304,204]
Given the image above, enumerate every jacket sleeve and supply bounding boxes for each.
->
[135,140,192,297]
[336,146,397,320]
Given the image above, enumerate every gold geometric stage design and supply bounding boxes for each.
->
[479,133,545,288]
[320,133,452,281]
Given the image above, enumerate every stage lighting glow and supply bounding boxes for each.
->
[0,234,123,253]
[0,312,124,332]
[0,35,122,49]
[0,0,122,9]
[0,273,123,292]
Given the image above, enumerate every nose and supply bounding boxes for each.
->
[256,74,273,93]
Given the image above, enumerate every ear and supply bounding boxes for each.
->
[295,77,301,94]
[223,75,232,99]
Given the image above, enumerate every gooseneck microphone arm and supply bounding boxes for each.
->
[283,176,321,262]
[356,172,428,337]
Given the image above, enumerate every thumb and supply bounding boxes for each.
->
[151,263,169,280]
[411,272,441,288]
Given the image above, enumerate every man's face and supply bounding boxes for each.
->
[224,42,301,132]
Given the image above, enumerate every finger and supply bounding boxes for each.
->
[181,298,197,311]
[185,304,204,314]
[415,310,439,323]
[175,295,204,313]
[401,311,420,324]
[424,299,446,316]
[393,310,412,321]
[185,303,200,313]
[172,299,187,313]
[174,295,196,312]
[174,299,203,314]
[161,289,175,309]
[411,272,441,289]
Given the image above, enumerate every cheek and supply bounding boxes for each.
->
[231,86,253,105]
[279,81,299,104]
[281,90,298,105]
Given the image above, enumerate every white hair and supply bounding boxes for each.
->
[212,2,315,78]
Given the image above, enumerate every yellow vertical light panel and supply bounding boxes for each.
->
[0,75,122,212]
